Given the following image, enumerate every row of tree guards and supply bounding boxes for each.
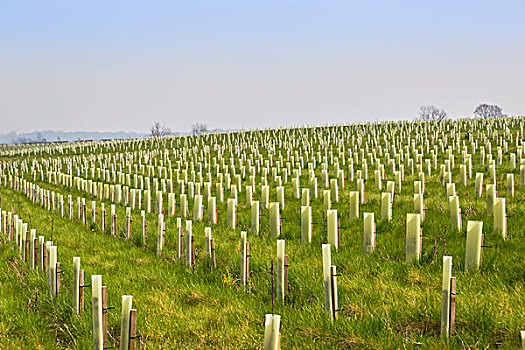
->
[11,164,511,241]
[1,117,525,347]
[25,157,520,218]
[0,174,507,271]
[7,170,504,274]
[3,161,511,261]
[0,205,138,350]
[2,167,508,346]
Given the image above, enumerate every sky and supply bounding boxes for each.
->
[1,1,524,133]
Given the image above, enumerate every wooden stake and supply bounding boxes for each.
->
[33,238,38,268]
[211,238,216,268]
[102,286,108,348]
[56,262,61,297]
[79,269,84,315]
[191,235,195,265]
[330,265,338,320]
[129,216,133,240]
[284,255,288,292]
[144,219,148,242]
[129,309,137,350]
[450,277,456,334]
[421,228,424,258]
[245,241,250,284]
[25,231,29,263]
[480,233,484,266]
[43,247,47,272]
[179,230,183,259]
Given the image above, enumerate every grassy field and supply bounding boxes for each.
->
[0,119,524,349]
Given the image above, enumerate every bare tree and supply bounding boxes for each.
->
[473,104,504,119]
[191,123,208,135]
[150,121,171,138]
[417,105,448,122]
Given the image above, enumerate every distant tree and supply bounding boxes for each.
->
[191,123,208,135]
[150,121,171,138]
[417,105,448,122]
[473,104,504,119]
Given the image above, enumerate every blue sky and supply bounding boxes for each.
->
[1,1,524,132]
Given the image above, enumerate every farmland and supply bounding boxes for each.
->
[0,117,524,349]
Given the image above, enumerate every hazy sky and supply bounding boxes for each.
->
[1,1,524,133]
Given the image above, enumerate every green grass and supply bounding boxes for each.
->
[0,119,524,349]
